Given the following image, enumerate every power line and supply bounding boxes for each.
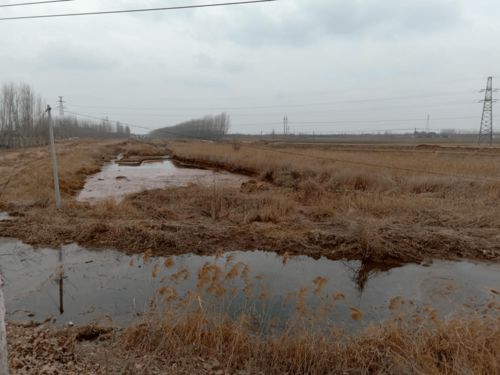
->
[64,110,150,131]
[0,0,277,21]
[0,0,74,8]
[64,95,478,116]
[68,93,475,112]
[287,116,481,124]
[66,109,500,136]
[234,116,500,127]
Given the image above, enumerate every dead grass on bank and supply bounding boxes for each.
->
[10,314,498,374]
[120,313,500,375]
[169,141,500,227]
[1,139,500,264]
[170,141,500,191]
[0,138,170,206]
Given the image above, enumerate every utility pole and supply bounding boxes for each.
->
[426,114,430,132]
[57,96,65,117]
[47,105,62,209]
[478,76,497,145]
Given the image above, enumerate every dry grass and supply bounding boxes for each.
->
[170,141,500,190]
[120,313,500,374]
[1,137,499,374]
[166,141,500,262]
[7,313,500,374]
[1,139,499,266]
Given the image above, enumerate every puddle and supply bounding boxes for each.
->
[77,158,246,203]
[0,238,498,330]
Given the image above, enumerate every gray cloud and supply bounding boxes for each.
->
[0,0,496,135]
[36,45,119,71]
[194,0,463,46]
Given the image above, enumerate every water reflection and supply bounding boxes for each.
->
[77,159,246,203]
[0,238,498,331]
[58,248,64,315]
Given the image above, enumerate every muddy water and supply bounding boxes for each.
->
[0,238,498,330]
[77,159,246,203]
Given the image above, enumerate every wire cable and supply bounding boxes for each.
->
[0,0,277,21]
[0,0,74,8]
[64,110,154,132]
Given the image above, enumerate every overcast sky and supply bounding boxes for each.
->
[1,0,499,134]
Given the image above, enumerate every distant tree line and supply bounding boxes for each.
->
[53,117,131,139]
[151,113,230,140]
[0,82,130,148]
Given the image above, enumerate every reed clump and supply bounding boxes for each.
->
[121,309,500,374]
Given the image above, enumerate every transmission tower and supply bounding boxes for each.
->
[57,96,65,116]
[478,77,497,145]
[283,115,289,135]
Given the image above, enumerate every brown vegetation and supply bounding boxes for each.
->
[1,139,500,268]
[7,313,500,374]
[2,139,500,373]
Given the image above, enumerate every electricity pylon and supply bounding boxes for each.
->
[57,96,65,116]
[478,77,497,145]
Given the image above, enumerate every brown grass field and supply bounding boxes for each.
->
[2,138,499,266]
[1,138,500,373]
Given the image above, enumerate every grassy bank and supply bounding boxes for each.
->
[8,313,500,374]
[1,139,499,266]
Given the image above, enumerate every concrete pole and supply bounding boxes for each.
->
[47,106,61,209]
[0,277,9,375]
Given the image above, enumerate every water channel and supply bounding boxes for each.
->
[0,238,498,331]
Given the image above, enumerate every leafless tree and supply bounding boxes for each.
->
[151,112,230,140]
[0,82,131,148]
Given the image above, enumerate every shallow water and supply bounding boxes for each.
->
[0,238,498,330]
[77,159,246,203]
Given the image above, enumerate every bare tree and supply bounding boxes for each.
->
[151,112,230,140]
[0,82,131,148]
